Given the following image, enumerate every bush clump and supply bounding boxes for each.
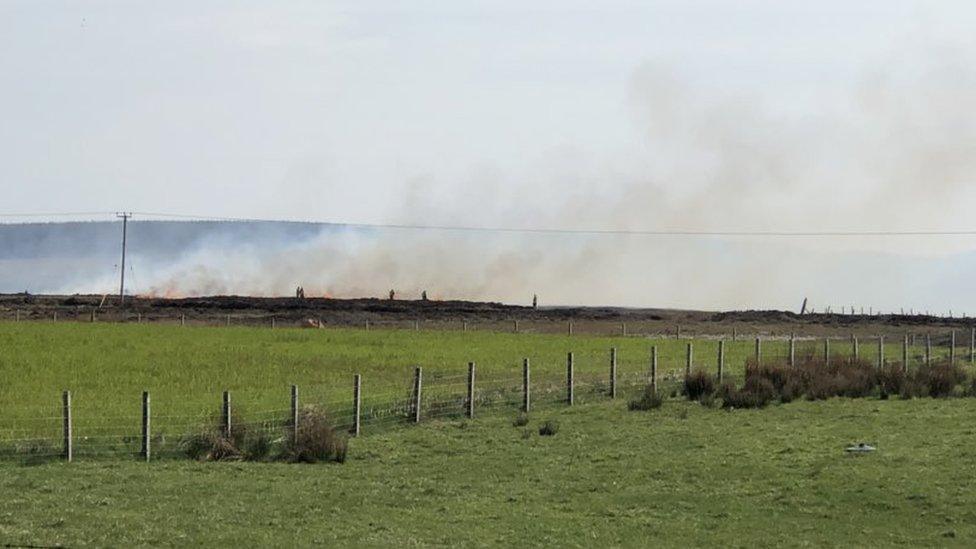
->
[512,412,530,427]
[181,409,252,461]
[181,406,348,463]
[683,371,716,402]
[628,385,663,411]
[538,420,559,436]
[878,366,906,399]
[914,363,967,398]
[720,377,777,409]
[281,407,348,463]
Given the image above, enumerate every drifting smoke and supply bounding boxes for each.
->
[6,47,976,312]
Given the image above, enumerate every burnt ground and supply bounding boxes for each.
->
[0,293,971,341]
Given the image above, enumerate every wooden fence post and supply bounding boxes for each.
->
[181,314,186,327]
[222,391,231,438]
[226,314,230,327]
[141,391,150,462]
[90,309,95,323]
[824,338,830,367]
[852,335,859,361]
[462,320,467,332]
[513,320,519,334]
[414,319,420,331]
[568,321,573,336]
[902,335,909,374]
[466,362,476,418]
[686,342,693,377]
[62,390,72,463]
[522,358,530,413]
[621,322,627,336]
[971,327,975,364]
[676,325,681,340]
[650,346,658,394]
[755,337,762,366]
[15,310,20,322]
[352,374,362,437]
[412,367,423,423]
[53,311,57,322]
[717,340,725,382]
[732,326,737,342]
[566,352,574,405]
[877,336,885,370]
[788,333,796,368]
[925,334,932,366]
[290,385,299,444]
[609,348,617,399]
[950,331,956,365]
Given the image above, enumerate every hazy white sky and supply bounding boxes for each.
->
[3,1,975,224]
[4,2,976,310]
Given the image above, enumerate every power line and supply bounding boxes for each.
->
[130,211,976,237]
[4,209,976,237]
[0,211,114,219]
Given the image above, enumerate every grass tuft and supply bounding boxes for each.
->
[629,385,663,411]
[538,420,559,436]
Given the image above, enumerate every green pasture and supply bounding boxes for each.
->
[0,322,958,458]
[2,397,976,546]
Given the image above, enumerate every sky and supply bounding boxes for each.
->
[3,2,976,311]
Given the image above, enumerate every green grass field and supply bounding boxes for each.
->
[0,323,949,454]
[1,322,971,546]
[2,397,976,546]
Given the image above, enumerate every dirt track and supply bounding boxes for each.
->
[0,293,971,340]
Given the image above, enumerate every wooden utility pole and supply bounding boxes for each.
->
[116,212,132,305]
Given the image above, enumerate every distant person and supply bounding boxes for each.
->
[532,294,538,309]
[421,290,428,301]
[389,289,395,300]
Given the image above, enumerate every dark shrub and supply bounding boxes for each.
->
[281,407,347,463]
[743,377,777,405]
[836,368,876,398]
[916,363,967,398]
[779,378,803,403]
[899,378,927,400]
[629,385,663,411]
[720,378,776,409]
[749,364,791,393]
[878,366,905,398]
[683,371,716,401]
[512,412,530,427]
[539,420,559,436]
[245,431,273,460]
[805,375,839,401]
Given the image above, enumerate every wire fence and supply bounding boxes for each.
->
[5,309,976,340]
[1,333,973,463]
